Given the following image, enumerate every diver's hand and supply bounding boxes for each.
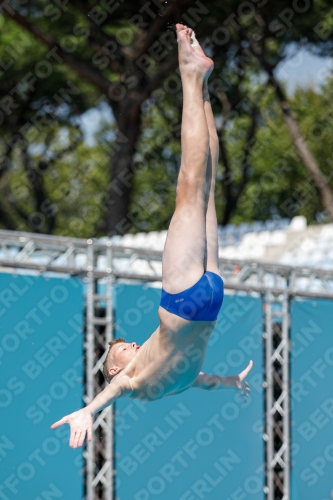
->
[234,360,253,399]
[51,407,92,448]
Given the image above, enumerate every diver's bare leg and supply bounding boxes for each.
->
[203,81,220,274]
[161,24,213,293]
[191,37,220,274]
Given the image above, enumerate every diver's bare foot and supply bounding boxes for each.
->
[176,23,213,80]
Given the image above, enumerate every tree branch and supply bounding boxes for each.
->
[88,39,124,73]
[237,102,259,197]
[0,142,13,181]
[135,4,176,59]
[142,52,178,103]
[217,86,262,225]
[8,201,30,225]
[71,0,122,48]
[216,90,232,211]
[2,1,112,95]
[48,128,83,167]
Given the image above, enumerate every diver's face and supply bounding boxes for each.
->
[111,342,140,369]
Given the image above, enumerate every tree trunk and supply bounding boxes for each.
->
[270,76,333,220]
[219,133,237,226]
[0,201,16,230]
[105,103,142,236]
[218,90,258,226]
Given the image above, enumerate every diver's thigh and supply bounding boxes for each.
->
[162,202,205,293]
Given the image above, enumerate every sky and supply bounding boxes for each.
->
[80,48,333,145]
[276,46,333,94]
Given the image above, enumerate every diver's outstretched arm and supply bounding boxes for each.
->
[192,361,253,395]
[51,376,130,448]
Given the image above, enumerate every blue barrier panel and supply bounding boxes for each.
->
[114,283,264,500]
[0,273,84,500]
[291,298,333,500]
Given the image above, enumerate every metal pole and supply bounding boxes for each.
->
[282,291,290,499]
[86,241,95,500]
[105,243,114,500]
[265,292,274,500]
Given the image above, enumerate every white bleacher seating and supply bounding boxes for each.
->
[99,217,333,273]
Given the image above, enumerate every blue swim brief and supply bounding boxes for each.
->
[160,271,224,321]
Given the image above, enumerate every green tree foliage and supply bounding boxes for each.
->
[3,74,333,237]
[231,77,333,225]
[1,120,110,237]
[133,76,333,230]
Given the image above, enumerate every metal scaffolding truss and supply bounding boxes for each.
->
[1,229,333,500]
[264,291,290,500]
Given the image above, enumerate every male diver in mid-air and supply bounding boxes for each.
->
[51,24,253,448]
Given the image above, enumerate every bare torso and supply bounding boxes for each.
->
[119,307,216,401]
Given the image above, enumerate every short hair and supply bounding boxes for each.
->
[102,338,126,383]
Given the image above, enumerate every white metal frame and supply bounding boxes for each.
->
[1,229,333,500]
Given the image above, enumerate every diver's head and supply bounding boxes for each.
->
[103,338,140,383]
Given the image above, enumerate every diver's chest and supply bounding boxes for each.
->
[132,353,200,401]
